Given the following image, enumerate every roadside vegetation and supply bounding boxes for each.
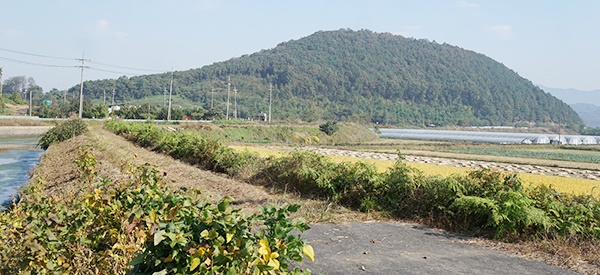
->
[232,146,600,197]
[0,138,314,274]
[104,121,600,245]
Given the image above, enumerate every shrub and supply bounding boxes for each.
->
[255,151,340,198]
[318,121,339,136]
[38,118,88,150]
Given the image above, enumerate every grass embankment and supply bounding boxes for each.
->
[0,120,317,274]
[104,121,600,272]
[178,121,377,145]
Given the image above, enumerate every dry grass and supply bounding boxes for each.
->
[0,119,52,126]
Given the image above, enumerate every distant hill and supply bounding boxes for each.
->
[539,85,600,106]
[570,103,600,127]
[67,29,583,128]
[539,86,600,127]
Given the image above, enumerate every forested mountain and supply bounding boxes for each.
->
[62,29,583,128]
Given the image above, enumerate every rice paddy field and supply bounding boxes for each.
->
[230,145,600,197]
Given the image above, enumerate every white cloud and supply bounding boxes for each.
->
[455,1,480,8]
[488,25,512,40]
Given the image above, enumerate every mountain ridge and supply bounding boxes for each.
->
[63,29,583,128]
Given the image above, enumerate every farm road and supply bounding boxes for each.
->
[297,221,576,274]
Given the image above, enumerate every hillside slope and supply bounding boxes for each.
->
[67,29,583,128]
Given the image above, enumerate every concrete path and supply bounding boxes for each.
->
[297,221,577,274]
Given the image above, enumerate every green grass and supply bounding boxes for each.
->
[450,148,600,163]
[182,122,378,145]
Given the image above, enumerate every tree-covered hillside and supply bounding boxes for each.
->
[63,29,583,128]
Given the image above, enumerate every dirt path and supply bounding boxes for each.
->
[265,146,600,181]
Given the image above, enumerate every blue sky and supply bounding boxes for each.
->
[1,0,599,92]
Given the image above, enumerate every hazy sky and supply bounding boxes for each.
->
[1,0,599,92]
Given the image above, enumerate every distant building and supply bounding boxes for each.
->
[256,112,267,121]
[108,105,121,114]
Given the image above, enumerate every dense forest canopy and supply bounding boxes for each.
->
[56,29,582,128]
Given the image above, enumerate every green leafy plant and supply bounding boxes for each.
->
[38,117,88,150]
[0,147,315,274]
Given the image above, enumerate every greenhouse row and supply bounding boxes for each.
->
[378,129,600,145]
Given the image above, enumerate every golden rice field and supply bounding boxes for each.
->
[230,145,600,197]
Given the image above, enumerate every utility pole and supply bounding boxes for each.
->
[558,121,562,145]
[268,83,273,122]
[0,67,3,99]
[112,89,116,105]
[103,90,106,105]
[147,99,151,120]
[28,87,32,116]
[211,87,214,109]
[226,76,231,119]
[233,86,238,119]
[163,88,166,107]
[77,52,89,118]
[167,69,174,121]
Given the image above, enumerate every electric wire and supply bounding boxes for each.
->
[87,67,139,76]
[0,56,77,68]
[0,47,167,74]
[87,60,165,73]
[0,47,76,61]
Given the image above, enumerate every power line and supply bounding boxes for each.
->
[0,56,77,68]
[87,66,138,76]
[0,47,166,74]
[0,47,76,60]
[87,60,165,73]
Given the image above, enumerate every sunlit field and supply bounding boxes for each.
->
[231,145,600,197]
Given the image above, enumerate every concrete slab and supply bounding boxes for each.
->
[296,221,576,275]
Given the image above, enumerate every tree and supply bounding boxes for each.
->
[319,121,339,136]
[203,108,224,120]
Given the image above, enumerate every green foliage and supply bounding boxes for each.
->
[38,118,88,150]
[75,146,97,184]
[0,149,314,274]
[319,121,339,136]
[128,169,313,275]
[450,148,600,164]
[8,92,24,104]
